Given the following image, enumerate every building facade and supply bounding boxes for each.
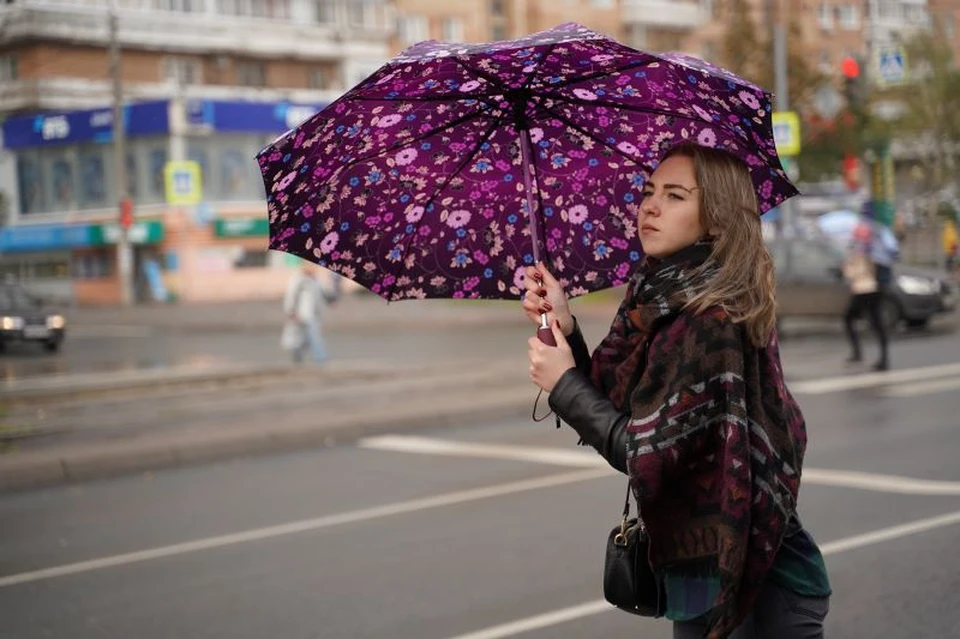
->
[1,0,955,304]
[0,0,392,304]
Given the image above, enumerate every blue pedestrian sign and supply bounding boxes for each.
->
[164,160,203,205]
[876,46,907,87]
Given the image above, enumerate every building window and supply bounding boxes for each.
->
[818,2,833,29]
[162,57,203,85]
[154,0,202,13]
[79,149,108,209]
[0,55,17,82]
[442,17,464,42]
[17,154,45,215]
[237,61,266,87]
[308,68,327,89]
[700,0,716,20]
[398,15,429,44]
[234,249,269,268]
[217,0,289,18]
[836,5,859,30]
[314,0,337,24]
[701,40,717,63]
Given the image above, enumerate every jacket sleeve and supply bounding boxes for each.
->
[548,368,629,474]
[565,317,593,377]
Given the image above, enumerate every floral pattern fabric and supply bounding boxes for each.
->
[258,22,797,301]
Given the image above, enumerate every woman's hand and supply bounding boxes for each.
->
[528,320,576,392]
[522,262,574,336]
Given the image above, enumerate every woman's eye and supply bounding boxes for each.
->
[667,193,683,201]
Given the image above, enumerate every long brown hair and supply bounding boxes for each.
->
[665,143,777,347]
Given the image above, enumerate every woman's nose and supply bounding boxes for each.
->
[640,196,658,216]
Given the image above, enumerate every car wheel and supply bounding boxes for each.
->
[880,295,902,331]
[905,317,930,330]
[43,340,61,353]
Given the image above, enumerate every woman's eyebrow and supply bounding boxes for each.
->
[644,180,697,193]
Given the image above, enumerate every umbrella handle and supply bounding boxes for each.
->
[537,312,557,346]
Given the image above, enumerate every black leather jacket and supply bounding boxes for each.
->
[548,319,629,474]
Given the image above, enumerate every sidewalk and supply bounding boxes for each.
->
[64,292,601,333]
[0,358,537,491]
[4,293,941,492]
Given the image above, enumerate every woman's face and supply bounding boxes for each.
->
[638,155,705,259]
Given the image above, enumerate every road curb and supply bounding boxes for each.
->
[0,386,538,492]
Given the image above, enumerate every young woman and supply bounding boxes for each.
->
[523,143,831,639]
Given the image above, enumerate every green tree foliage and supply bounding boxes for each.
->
[719,0,824,110]
[890,29,960,192]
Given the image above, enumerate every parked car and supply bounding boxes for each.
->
[768,237,957,329]
[0,284,67,353]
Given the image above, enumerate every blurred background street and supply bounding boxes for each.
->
[4,0,960,636]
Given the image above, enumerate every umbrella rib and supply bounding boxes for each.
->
[540,58,660,92]
[332,109,491,175]
[534,101,642,167]
[354,92,507,103]
[382,114,508,302]
[454,57,511,91]
[536,89,755,145]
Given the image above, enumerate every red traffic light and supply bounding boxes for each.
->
[841,56,860,79]
[119,198,134,230]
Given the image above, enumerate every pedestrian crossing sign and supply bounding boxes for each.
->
[164,161,203,205]
[772,111,801,157]
[876,46,907,87]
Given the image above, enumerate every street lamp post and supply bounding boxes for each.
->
[109,4,134,306]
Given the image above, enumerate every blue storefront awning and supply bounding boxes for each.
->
[2,99,329,150]
[0,224,97,253]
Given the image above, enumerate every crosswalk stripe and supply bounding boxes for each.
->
[360,436,960,495]
[881,375,960,398]
[789,361,960,395]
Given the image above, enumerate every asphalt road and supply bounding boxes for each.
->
[1,295,956,381]
[2,327,960,638]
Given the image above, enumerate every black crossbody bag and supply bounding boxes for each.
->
[603,482,665,616]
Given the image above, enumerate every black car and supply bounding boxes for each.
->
[769,237,957,330]
[0,284,67,353]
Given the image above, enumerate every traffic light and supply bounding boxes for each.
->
[841,56,867,109]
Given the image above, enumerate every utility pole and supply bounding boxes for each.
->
[109,4,134,306]
[771,0,797,271]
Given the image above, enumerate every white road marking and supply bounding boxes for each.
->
[788,362,960,395]
[447,509,960,639]
[359,435,605,467]
[360,435,960,496]
[0,468,611,589]
[803,468,960,495]
[881,375,960,398]
[447,601,612,639]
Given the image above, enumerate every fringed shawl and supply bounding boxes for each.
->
[590,243,807,638]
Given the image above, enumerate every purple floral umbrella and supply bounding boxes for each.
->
[258,22,797,302]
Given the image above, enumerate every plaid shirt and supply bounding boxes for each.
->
[664,521,831,622]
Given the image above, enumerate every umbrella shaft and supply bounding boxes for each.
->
[519,130,543,265]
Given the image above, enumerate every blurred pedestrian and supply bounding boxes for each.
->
[282,265,339,364]
[943,218,958,274]
[523,143,830,639]
[842,202,895,371]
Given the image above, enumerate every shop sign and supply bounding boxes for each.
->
[0,224,96,253]
[214,217,270,238]
[93,220,165,246]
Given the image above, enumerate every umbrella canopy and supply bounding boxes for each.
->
[258,22,797,301]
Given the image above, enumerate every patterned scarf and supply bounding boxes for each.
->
[590,242,808,638]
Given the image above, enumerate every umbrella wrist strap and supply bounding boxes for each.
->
[531,388,564,434]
